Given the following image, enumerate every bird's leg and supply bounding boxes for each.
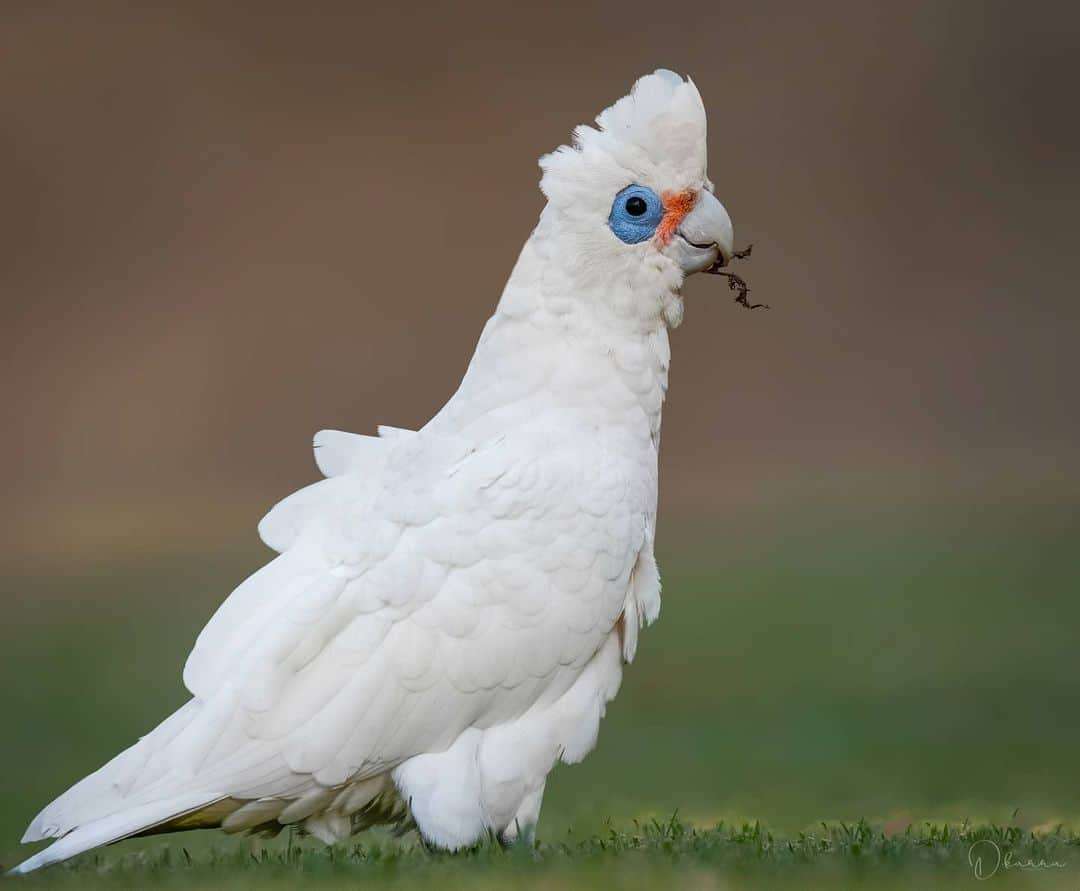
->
[731,243,753,261]
[498,819,536,848]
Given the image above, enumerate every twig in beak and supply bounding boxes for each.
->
[715,271,768,310]
[704,244,768,309]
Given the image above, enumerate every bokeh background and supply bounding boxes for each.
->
[2,0,1079,873]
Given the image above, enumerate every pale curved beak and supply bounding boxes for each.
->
[669,190,735,274]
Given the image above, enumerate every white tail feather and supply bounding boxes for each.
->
[8,793,219,875]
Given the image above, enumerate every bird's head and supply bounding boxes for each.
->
[535,69,734,328]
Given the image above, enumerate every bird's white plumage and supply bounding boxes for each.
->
[13,68,725,874]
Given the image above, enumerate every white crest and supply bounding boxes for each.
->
[539,69,709,212]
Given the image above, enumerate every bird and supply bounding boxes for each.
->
[11,68,736,874]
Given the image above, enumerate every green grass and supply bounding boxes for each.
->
[2,494,1078,886]
[7,818,1080,889]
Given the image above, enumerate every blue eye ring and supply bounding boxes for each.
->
[608,185,664,244]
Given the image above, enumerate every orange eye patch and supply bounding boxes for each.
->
[655,190,698,246]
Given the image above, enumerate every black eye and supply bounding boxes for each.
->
[625,196,648,216]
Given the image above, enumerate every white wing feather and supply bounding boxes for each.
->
[23,426,645,852]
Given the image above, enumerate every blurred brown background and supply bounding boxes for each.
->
[2,0,1078,562]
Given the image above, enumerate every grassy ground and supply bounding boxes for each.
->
[1,493,1078,886]
[8,819,1080,889]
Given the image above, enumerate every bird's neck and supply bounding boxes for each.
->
[426,235,675,450]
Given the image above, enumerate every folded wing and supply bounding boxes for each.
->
[19,426,645,869]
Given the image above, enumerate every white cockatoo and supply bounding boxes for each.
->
[12,69,735,874]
